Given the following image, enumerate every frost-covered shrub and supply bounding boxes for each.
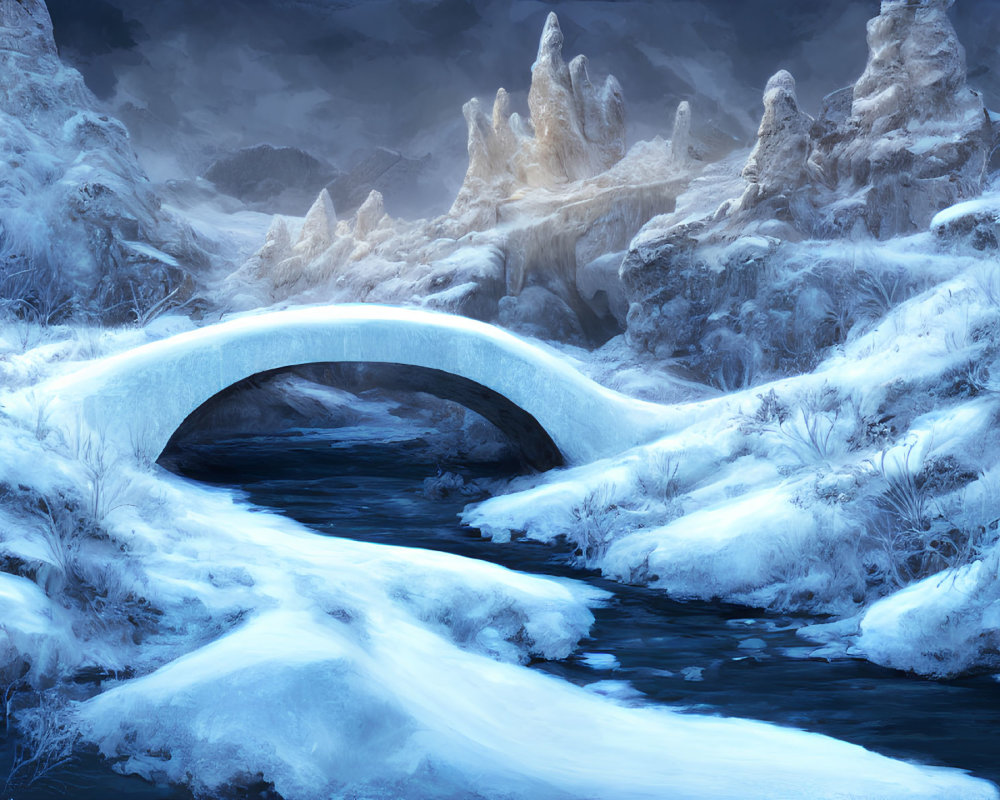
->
[2,694,77,796]
[570,484,623,564]
[857,444,985,589]
[739,385,847,466]
[622,237,932,389]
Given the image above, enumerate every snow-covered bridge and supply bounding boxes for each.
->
[49,305,674,467]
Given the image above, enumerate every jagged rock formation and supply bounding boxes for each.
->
[227,12,696,344]
[0,0,205,323]
[808,0,990,238]
[620,0,996,384]
[449,13,628,234]
[203,144,338,215]
[716,0,991,239]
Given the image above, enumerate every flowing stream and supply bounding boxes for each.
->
[4,423,999,797]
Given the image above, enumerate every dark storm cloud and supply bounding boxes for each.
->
[44,0,1000,209]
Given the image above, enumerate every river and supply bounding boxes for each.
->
[3,423,998,797]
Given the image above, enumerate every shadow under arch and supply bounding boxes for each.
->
[160,361,564,472]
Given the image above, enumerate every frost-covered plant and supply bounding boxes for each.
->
[846,393,895,451]
[570,483,620,563]
[860,442,984,588]
[703,328,762,391]
[0,265,73,328]
[1,667,28,738]
[126,278,192,328]
[636,450,681,505]
[2,695,77,796]
[973,263,1000,309]
[871,443,929,534]
[62,421,134,523]
[852,265,917,327]
[741,385,843,465]
[738,388,791,434]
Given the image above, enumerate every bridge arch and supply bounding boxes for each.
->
[51,305,672,466]
[166,361,565,470]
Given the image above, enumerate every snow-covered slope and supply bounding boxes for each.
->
[0,0,206,323]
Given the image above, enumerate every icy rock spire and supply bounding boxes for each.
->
[354,189,385,241]
[528,13,625,183]
[810,0,989,237]
[293,188,337,259]
[669,101,692,164]
[448,12,628,232]
[852,0,974,134]
[738,70,813,212]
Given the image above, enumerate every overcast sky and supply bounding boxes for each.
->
[44,0,1000,197]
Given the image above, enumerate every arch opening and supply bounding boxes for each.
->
[157,361,564,473]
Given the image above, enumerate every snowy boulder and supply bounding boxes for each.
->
[931,193,1000,250]
[858,558,1000,678]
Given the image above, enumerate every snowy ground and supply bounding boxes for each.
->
[1,311,997,798]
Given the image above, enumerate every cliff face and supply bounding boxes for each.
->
[0,0,204,322]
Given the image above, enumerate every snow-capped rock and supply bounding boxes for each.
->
[0,0,206,323]
[809,0,991,238]
[225,12,693,343]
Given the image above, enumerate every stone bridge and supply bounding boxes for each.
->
[49,305,675,466]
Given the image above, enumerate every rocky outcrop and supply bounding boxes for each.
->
[203,144,337,215]
[621,0,994,386]
[0,0,206,323]
[808,0,990,238]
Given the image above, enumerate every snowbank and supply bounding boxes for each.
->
[77,607,997,800]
